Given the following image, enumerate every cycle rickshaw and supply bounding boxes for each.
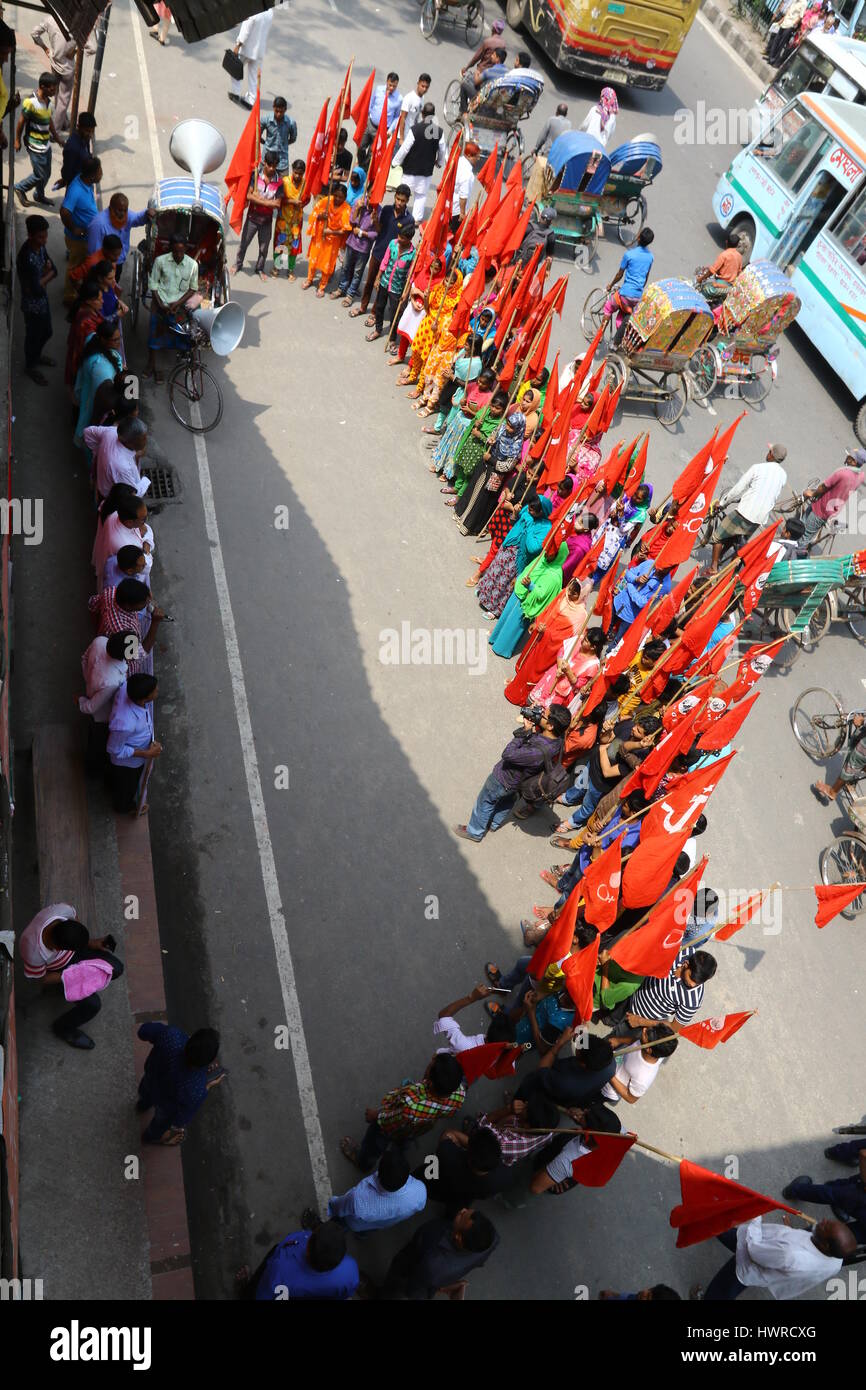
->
[600,278,715,426]
[542,131,611,267]
[418,0,484,44]
[444,67,545,166]
[739,548,866,672]
[599,135,663,246]
[791,684,866,918]
[688,259,800,407]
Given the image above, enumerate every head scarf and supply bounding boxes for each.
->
[518,542,568,619]
[598,87,619,130]
[493,411,527,465]
[346,167,367,206]
[505,495,553,573]
[623,482,654,529]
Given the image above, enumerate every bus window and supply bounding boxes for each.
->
[832,184,866,265]
[760,112,832,192]
[775,47,836,103]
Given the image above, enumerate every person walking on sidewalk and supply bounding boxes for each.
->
[694,1215,855,1300]
[31,14,96,132]
[227,7,274,110]
[136,1022,225,1143]
[14,71,59,208]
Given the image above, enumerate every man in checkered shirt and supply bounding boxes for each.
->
[342,1053,466,1173]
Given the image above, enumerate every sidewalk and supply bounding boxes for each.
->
[9,21,193,1303]
[701,0,777,86]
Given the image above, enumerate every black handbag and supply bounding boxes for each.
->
[222,48,244,81]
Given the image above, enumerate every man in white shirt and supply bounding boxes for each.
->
[698,1215,855,1300]
[393,102,447,223]
[601,1025,677,1104]
[228,8,275,110]
[397,73,431,143]
[455,141,479,218]
[529,1101,624,1195]
[434,983,516,1055]
[79,630,139,770]
[709,444,787,572]
[84,416,150,501]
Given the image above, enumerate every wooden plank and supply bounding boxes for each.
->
[32,726,96,930]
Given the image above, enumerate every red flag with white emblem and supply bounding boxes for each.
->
[611,859,707,977]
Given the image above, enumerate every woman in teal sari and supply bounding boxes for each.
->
[73,321,123,450]
[489,540,568,659]
[445,392,507,507]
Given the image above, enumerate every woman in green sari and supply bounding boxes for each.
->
[489,541,568,658]
[446,392,507,508]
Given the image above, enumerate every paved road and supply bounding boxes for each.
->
[18,0,864,1300]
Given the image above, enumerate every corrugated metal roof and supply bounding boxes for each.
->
[42,0,280,47]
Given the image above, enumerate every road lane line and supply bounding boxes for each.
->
[130,0,332,1212]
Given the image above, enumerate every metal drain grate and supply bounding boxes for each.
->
[141,464,182,505]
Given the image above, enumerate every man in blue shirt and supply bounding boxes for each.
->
[247,1222,359,1300]
[352,184,411,319]
[604,226,655,346]
[260,96,297,174]
[86,190,150,277]
[60,155,102,301]
[136,1022,223,1142]
[309,1147,427,1233]
[358,72,402,168]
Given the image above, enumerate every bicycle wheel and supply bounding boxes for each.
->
[444,79,464,128]
[843,583,866,645]
[465,0,484,46]
[779,596,832,651]
[740,352,773,404]
[618,194,646,247]
[169,357,223,433]
[689,345,717,402]
[130,251,141,331]
[580,220,598,271]
[504,127,524,166]
[655,372,688,427]
[791,686,846,760]
[420,0,438,38]
[581,286,607,343]
[820,835,866,918]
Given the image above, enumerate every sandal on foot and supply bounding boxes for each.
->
[329,288,344,299]
[348,305,364,317]
[315,288,326,298]
[539,869,560,888]
[366,329,382,341]
[811,783,831,806]
[485,962,502,986]
[340,1137,364,1168]
[364,314,376,327]
[485,1000,505,1019]
[533,904,554,920]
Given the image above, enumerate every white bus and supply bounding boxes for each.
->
[756,33,866,123]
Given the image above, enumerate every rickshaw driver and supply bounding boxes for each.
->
[144,231,201,382]
[695,231,743,304]
[603,227,655,347]
[812,713,866,807]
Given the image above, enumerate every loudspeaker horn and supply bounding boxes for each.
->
[190,301,246,356]
[169,119,227,200]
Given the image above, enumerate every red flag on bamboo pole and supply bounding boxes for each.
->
[738,521,782,614]
[571,321,605,397]
[580,384,609,440]
[653,455,727,569]
[541,352,560,431]
[619,698,706,800]
[417,138,461,260]
[367,122,400,207]
[696,689,760,751]
[501,198,536,260]
[611,859,707,975]
[603,608,648,683]
[363,97,390,203]
[477,183,523,260]
[527,316,551,376]
[351,70,375,146]
[475,142,499,192]
[671,430,719,505]
[539,381,579,486]
[456,1041,523,1084]
[596,558,620,633]
[648,566,697,636]
[710,410,747,465]
[573,525,605,581]
[679,1010,754,1049]
[527,884,582,979]
[560,929,599,1023]
[670,1160,797,1248]
[815,881,866,927]
[623,434,649,496]
[713,891,768,940]
[600,379,623,432]
[570,1132,637,1187]
[225,89,262,234]
[497,334,522,389]
[581,835,623,931]
[448,255,487,340]
[599,440,627,493]
[320,61,354,189]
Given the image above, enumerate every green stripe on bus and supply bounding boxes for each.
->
[797,260,866,352]
[728,176,781,238]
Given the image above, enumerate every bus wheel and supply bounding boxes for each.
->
[855,400,866,447]
[506,0,528,23]
[729,215,755,264]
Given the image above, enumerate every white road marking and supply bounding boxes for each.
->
[695,11,764,92]
[130,0,332,1211]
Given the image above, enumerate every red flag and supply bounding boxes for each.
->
[670,1160,797,1248]
[418,140,462,260]
[679,1010,754,1049]
[581,835,623,931]
[501,198,536,261]
[671,430,719,505]
[578,668,609,719]
[364,97,391,204]
[620,817,701,911]
[351,71,376,146]
[561,929,599,1023]
[527,316,552,376]
[648,566,697,636]
[612,860,707,976]
[477,164,505,238]
[815,881,866,927]
[679,577,737,661]
[542,352,560,431]
[303,97,330,198]
[685,622,743,687]
[574,527,606,582]
[508,246,542,324]
[710,410,747,466]
[448,255,487,341]
[527,884,582,979]
[586,361,605,396]
[571,320,606,396]
[738,521,782,614]
[475,142,499,192]
[580,384,609,440]
[620,698,706,800]
[367,121,401,208]
[637,753,735,835]
[599,441,628,494]
[696,689,759,751]
[497,334,522,390]
[539,382,580,486]
[225,89,262,234]
[477,183,523,261]
[714,891,768,941]
[726,638,785,703]
[570,1131,636,1186]
[320,62,353,190]
[623,434,649,496]
[661,681,714,734]
[603,608,647,683]
[653,455,726,569]
[600,379,623,433]
[529,420,554,464]
[456,1041,523,1084]
[597,559,619,634]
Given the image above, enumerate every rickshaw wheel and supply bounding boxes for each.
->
[604,355,628,396]
[507,0,529,21]
[740,353,773,405]
[779,598,832,651]
[130,251,141,331]
[688,346,717,402]
[465,1,484,46]
[820,834,866,917]
[579,221,598,271]
[655,372,687,427]
[791,686,846,761]
[844,583,866,644]
[444,79,464,128]
[169,360,223,434]
[520,152,536,182]
[581,287,607,344]
[420,0,438,38]
[618,195,646,248]
[504,128,524,166]
[855,400,866,448]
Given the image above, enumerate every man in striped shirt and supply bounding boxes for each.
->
[343,1052,466,1172]
[617,947,717,1037]
[14,72,59,207]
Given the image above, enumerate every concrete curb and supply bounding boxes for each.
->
[117,814,195,1301]
[701,0,776,86]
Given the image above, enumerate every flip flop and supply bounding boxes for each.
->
[348,305,364,318]
[366,330,382,341]
[329,289,343,299]
[301,281,315,291]
[485,962,502,985]
[811,783,831,806]
[539,870,560,888]
[340,1137,363,1168]
[364,314,376,327]
[315,288,326,298]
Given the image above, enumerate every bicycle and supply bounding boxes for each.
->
[792,686,866,916]
[167,321,223,434]
[771,479,843,558]
[420,0,485,45]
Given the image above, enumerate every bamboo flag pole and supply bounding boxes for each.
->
[326,59,353,219]
[492,302,520,369]
[677,633,788,697]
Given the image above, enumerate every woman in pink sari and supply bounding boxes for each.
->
[529,625,605,714]
[504,577,594,705]
[567,390,604,488]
